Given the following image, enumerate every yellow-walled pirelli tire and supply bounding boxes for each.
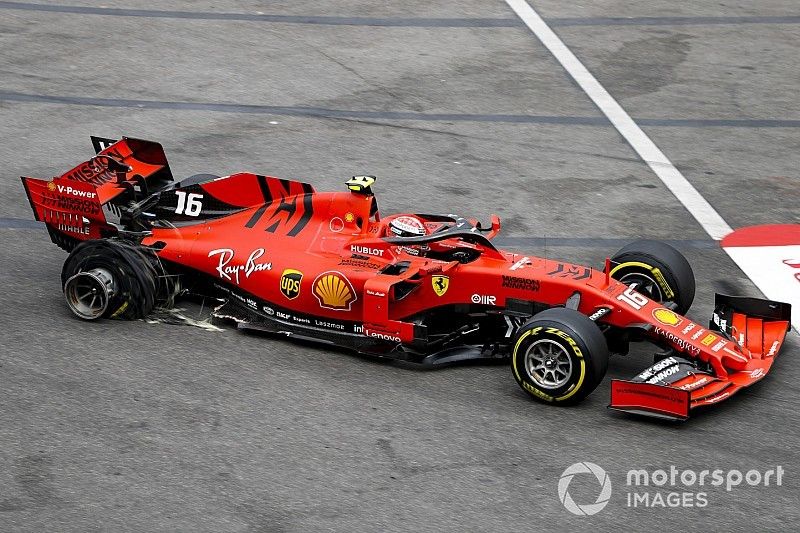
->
[512,308,609,406]
[610,240,696,315]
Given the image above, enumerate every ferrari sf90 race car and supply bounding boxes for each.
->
[21,137,793,420]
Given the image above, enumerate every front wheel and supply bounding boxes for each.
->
[610,240,695,315]
[512,307,609,405]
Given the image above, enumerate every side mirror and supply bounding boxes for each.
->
[475,214,501,239]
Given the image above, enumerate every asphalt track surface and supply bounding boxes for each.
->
[1,1,799,531]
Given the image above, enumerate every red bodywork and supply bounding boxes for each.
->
[21,137,792,420]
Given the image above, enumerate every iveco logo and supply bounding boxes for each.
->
[350,245,384,257]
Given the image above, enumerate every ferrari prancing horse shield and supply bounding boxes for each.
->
[432,275,449,297]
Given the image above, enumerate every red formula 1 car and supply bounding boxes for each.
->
[22,137,793,420]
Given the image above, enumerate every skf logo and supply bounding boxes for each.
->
[653,308,682,327]
[313,271,356,310]
[280,269,303,299]
[432,275,449,297]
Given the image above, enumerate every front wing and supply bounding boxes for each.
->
[609,293,791,420]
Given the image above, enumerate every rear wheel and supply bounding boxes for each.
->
[610,240,695,314]
[62,240,160,320]
[512,307,609,405]
[64,267,117,319]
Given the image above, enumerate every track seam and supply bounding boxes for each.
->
[2,2,800,27]
[3,91,800,129]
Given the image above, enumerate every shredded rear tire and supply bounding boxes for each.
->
[61,240,161,320]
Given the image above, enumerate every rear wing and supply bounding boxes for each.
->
[21,136,173,249]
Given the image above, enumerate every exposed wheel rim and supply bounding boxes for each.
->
[618,272,664,302]
[524,339,573,389]
[64,268,116,320]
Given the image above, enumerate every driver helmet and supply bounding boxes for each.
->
[389,215,427,238]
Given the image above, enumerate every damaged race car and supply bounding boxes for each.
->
[21,137,793,420]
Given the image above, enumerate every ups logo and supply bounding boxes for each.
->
[280,269,303,299]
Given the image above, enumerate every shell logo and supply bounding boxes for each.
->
[653,308,682,327]
[47,181,57,191]
[312,271,356,311]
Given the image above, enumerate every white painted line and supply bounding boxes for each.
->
[504,0,733,240]
[505,1,798,334]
